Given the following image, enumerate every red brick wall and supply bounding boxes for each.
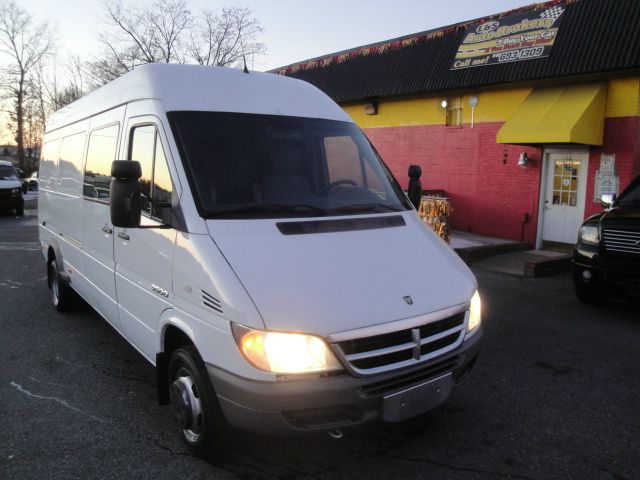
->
[365,117,639,244]
[585,116,640,218]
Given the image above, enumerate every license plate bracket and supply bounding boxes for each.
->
[381,373,453,422]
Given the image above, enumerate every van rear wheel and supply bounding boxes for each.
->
[48,257,76,312]
[168,346,226,455]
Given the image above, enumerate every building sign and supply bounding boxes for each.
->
[594,154,619,202]
[451,4,566,70]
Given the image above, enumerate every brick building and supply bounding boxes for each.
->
[277,0,640,247]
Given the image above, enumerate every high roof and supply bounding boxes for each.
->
[47,64,351,132]
[275,0,640,103]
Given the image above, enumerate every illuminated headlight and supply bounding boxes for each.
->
[465,290,481,337]
[578,225,599,245]
[231,324,343,374]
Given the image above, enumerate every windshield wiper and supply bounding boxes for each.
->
[332,203,403,214]
[206,204,328,218]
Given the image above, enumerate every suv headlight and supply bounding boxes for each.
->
[231,324,343,374]
[578,225,599,245]
[465,290,481,338]
[11,188,21,195]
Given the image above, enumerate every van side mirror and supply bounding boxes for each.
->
[600,193,616,209]
[110,160,142,228]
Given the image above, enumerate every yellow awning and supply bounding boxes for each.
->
[497,83,606,146]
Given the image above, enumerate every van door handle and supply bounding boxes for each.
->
[117,232,130,241]
[102,226,113,235]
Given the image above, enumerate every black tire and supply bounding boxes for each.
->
[15,204,24,217]
[47,256,77,312]
[168,346,227,455]
[574,284,608,306]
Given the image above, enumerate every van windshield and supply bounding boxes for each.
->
[168,112,411,218]
[0,165,18,180]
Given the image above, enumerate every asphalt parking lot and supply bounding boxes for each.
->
[1,207,638,480]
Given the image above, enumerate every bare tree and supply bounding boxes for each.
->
[90,0,191,85]
[187,6,266,68]
[29,56,88,134]
[0,0,54,170]
[148,0,191,63]
[89,43,139,85]
[90,1,266,85]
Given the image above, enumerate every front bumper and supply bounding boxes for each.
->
[573,245,640,299]
[0,190,23,210]
[207,328,482,434]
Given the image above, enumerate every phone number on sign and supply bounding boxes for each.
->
[496,46,545,62]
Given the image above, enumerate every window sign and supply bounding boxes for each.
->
[594,154,619,202]
[451,4,565,70]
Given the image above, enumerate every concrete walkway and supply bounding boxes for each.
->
[472,249,572,277]
[449,230,572,277]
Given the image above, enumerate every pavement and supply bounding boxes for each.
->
[450,231,518,250]
[450,231,572,277]
[1,208,639,479]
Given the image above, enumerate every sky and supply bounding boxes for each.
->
[3,0,535,144]
[18,0,535,71]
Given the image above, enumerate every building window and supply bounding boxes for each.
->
[445,97,463,127]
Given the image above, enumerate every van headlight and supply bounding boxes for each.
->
[465,290,481,338]
[578,225,599,245]
[231,324,343,374]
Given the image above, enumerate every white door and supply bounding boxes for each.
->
[541,151,588,244]
[114,119,177,361]
[80,116,124,330]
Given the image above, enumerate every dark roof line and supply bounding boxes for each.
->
[280,0,640,103]
[272,0,575,75]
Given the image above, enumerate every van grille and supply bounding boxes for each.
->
[333,312,466,376]
[602,228,640,255]
[201,290,223,314]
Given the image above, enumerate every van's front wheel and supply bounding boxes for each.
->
[168,346,226,455]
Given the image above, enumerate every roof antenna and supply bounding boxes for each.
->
[241,41,249,74]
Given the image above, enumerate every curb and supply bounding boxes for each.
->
[455,242,531,264]
[525,255,572,277]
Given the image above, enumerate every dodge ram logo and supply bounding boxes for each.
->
[403,295,413,305]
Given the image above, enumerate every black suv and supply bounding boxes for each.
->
[573,174,640,304]
[0,161,25,216]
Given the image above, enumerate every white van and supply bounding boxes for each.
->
[39,64,482,454]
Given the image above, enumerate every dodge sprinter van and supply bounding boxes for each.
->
[39,64,482,454]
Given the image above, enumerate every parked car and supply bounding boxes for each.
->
[0,160,24,216]
[573,174,640,303]
[39,64,482,455]
[27,171,38,191]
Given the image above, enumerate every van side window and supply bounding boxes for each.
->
[40,140,60,191]
[84,124,119,201]
[129,125,173,220]
[58,132,87,195]
[152,133,172,219]
[130,125,155,215]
